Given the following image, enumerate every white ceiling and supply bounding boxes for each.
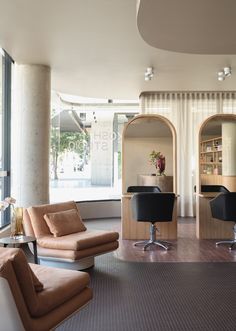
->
[0,0,236,100]
[137,0,236,54]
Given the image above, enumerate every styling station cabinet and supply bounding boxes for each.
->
[121,114,177,240]
[196,114,236,239]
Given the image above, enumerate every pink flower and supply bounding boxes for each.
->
[149,150,166,175]
[0,201,9,211]
[0,197,16,211]
[156,156,165,175]
[4,197,16,204]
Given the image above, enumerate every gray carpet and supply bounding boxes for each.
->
[57,254,236,331]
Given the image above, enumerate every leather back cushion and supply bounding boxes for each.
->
[27,201,78,237]
[30,267,44,292]
[0,247,43,315]
[23,209,35,237]
[44,209,86,237]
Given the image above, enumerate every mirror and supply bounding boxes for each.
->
[199,114,236,192]
[122,114,176,193]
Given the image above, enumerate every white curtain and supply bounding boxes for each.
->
[140,92,236,217]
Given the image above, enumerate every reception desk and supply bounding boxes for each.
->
[121,193,177,240]
[196,192,234,239]
[137,175,173,192]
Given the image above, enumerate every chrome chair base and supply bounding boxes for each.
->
[133,223,171,251]
[134,239,171,251]
[216,224,236,250]
[216,240,236,250]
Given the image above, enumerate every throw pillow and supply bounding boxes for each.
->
[44,209,86,237]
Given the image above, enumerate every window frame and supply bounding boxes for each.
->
[0,50,13,228]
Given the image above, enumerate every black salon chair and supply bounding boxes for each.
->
[210,192,236,250]
[131,192,175,250]
[194,185,229,193]
[127,186,161,193]
[201,185,229,193]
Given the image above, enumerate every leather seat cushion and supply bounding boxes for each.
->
[29,263,91,317]
[37,230,119,250]
[37,240,119,261]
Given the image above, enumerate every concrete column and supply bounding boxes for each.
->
[222,122,236,176]
[12,64,51,207]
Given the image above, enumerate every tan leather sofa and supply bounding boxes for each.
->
[0,247,92,331]
[23,201,119,270]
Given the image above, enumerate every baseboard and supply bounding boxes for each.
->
[38,256,95,270]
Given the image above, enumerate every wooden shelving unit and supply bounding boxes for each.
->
[200,136,222,176]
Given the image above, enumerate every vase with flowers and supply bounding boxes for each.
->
[0,197,24,238]
[149,150,166,176]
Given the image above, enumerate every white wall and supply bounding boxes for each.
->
[77,200,121,219]
[123,137,173,190]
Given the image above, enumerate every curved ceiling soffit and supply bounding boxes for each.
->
[137,0,236,55]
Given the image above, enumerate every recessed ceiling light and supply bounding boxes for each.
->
[0,48,5,56]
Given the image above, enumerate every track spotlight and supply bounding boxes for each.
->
[218,66,232,81]
[217,71,225,81]
[223,66,231,77]
[145,67,154,81]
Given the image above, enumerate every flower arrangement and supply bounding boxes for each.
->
[0,197,16,211]
[149,150,166,176]
[0,197,23,238]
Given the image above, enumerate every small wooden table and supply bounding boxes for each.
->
[0,235,38,264]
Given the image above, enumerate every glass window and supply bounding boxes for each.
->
[49,97,138,202]
[0,49,13,228]
[0,54,2,209]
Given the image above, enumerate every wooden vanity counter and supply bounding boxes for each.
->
[196,192,233,239]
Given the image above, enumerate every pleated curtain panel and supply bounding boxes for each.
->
[139,91,236,217]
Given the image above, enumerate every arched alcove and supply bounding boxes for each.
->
[196,114,236,239]
[121,114,177,240]
[122,114,177,194]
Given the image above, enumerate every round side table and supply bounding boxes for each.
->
[0,235,38,264]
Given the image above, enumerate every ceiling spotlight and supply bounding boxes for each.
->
[217,66,232,81]
[218,71,225,81]
[223,66,231,77]
[145,67,154,81]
